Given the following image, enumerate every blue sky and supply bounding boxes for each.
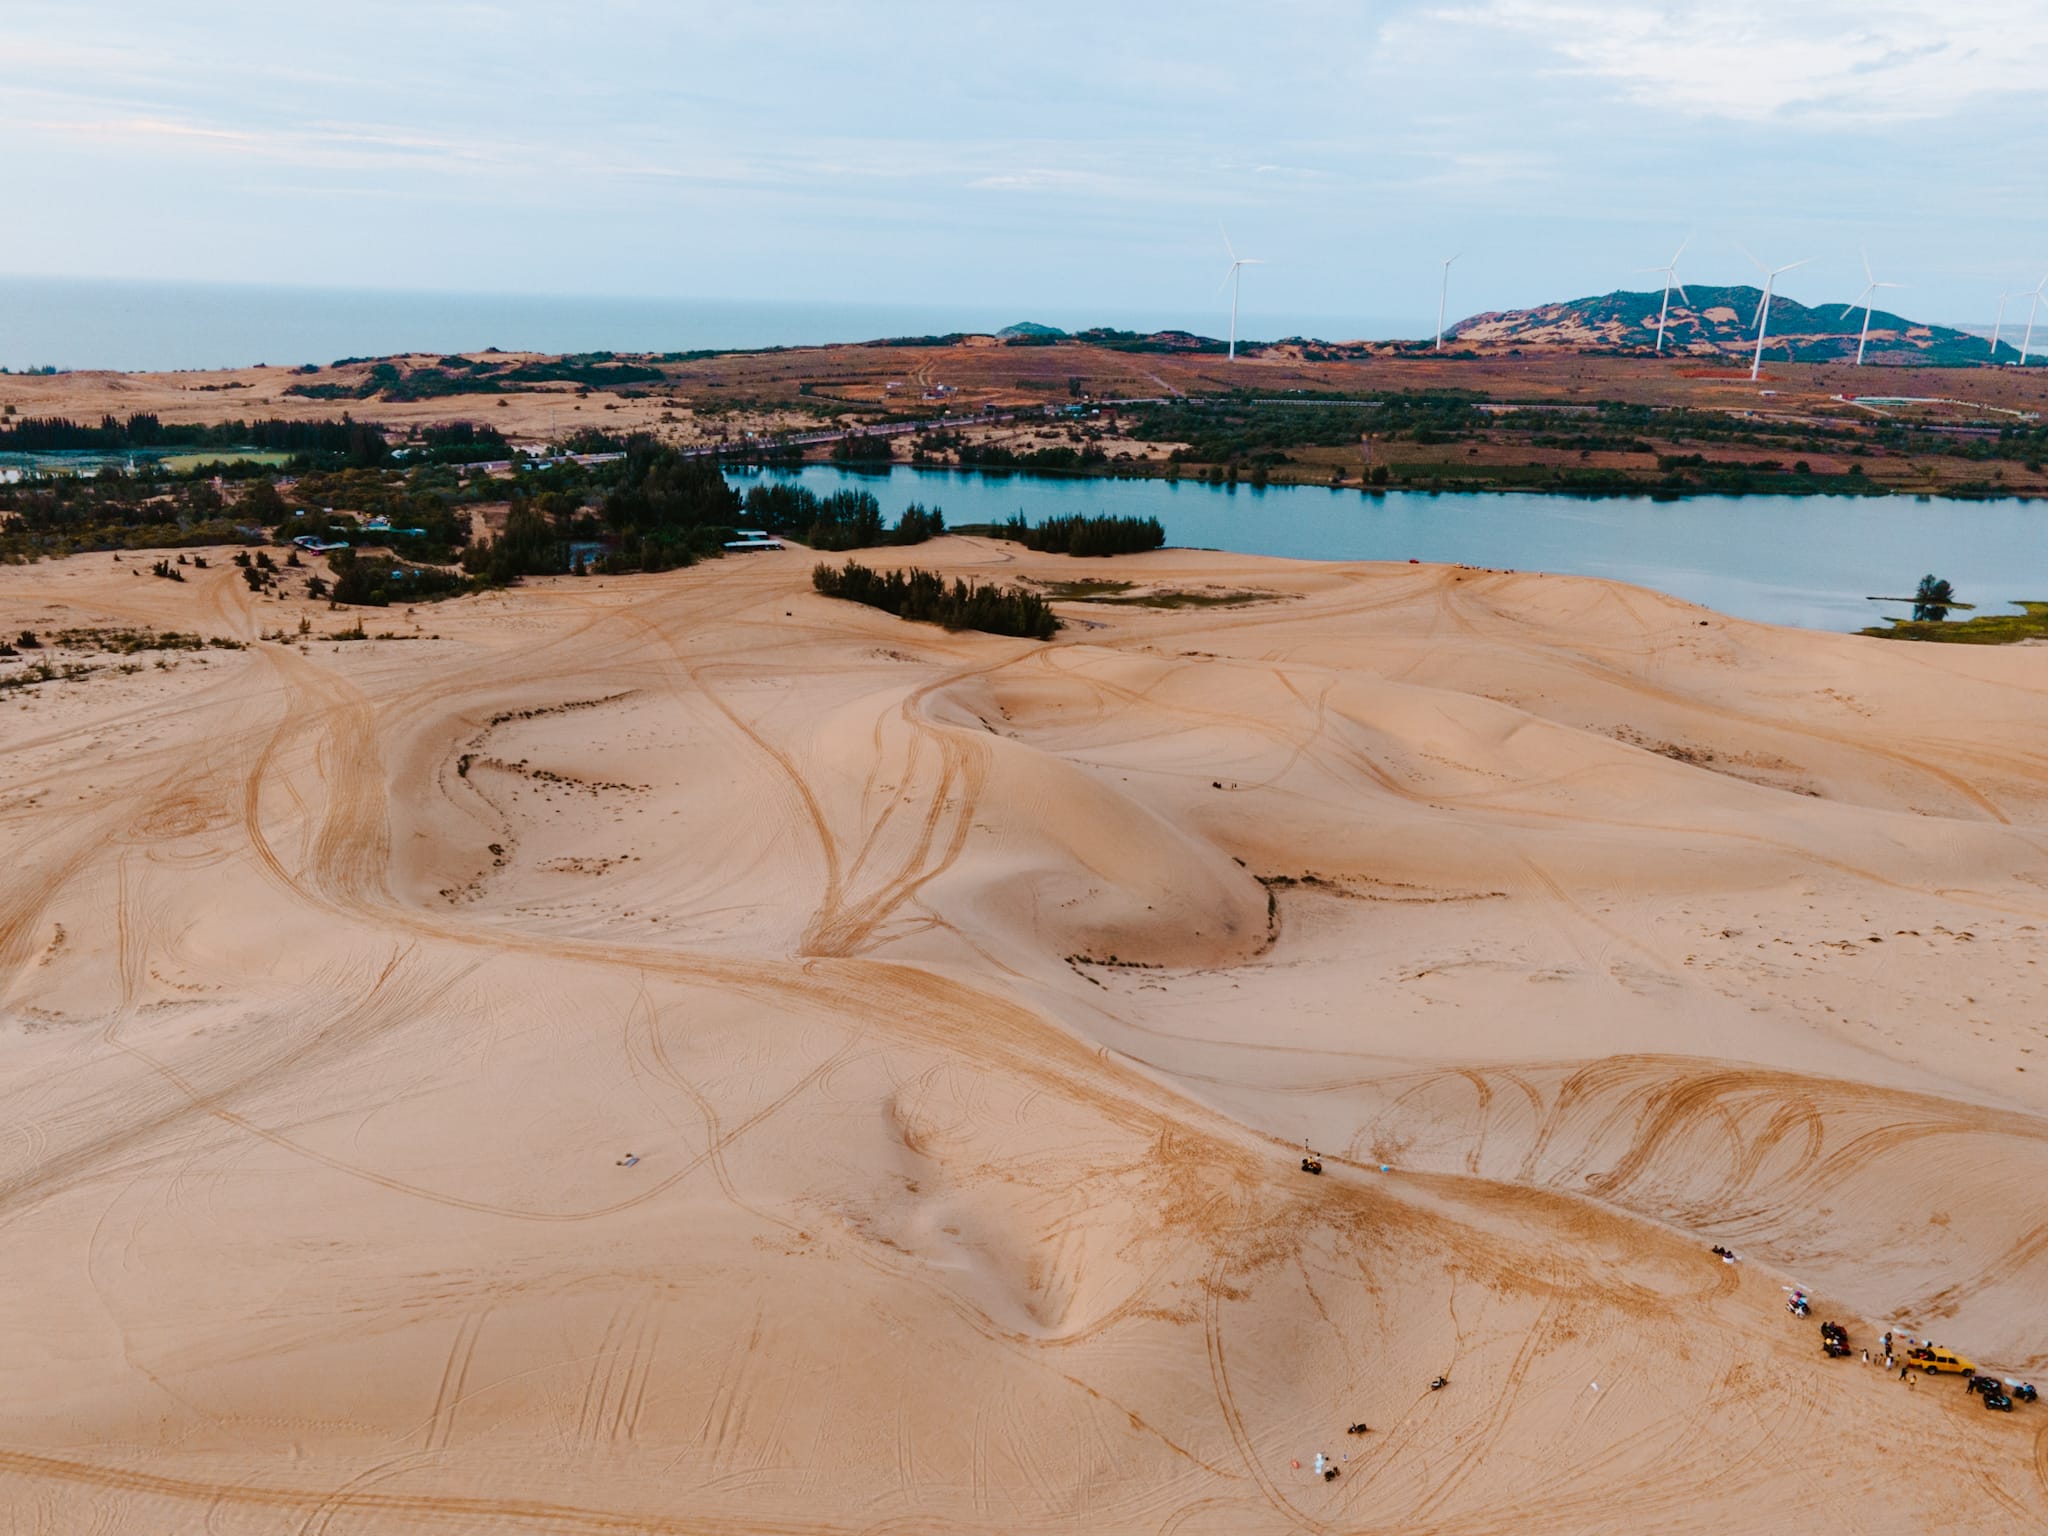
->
[6,1,2045,332]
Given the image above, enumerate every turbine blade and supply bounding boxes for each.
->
[1777,258,1813,274]
[1671,234,1691,264]
[1737,242,1764,273]
[1674,283,1692,306]
[1220,223,1236,261]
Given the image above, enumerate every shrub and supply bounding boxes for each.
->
[330,550,465,606]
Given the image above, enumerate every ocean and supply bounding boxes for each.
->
[0,277,1432,373]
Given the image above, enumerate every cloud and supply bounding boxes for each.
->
[1438,0,2048,123]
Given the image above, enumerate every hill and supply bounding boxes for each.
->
[1452,285,2017,366]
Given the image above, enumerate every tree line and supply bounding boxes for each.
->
[994,512,1164,556]
[0,412,388,462]
[740,483,943,550]
[811,561,1059,640]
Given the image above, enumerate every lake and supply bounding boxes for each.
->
[738,465,2048,633]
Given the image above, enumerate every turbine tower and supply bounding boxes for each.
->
[1637,237,1691,354]
[1434,254,1461,352]
[1990,291,2014,358]
[1841,252,1905,367]
[1742,247,1811,382]
[1218,227,1264,362]
[2020,274,2048,367]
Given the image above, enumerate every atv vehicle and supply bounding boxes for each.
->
[1983,1390,2014,1412]
[1966,1374,2000,1396]
[2015,1383,2038,1403]
[1300,1156,1323,1175]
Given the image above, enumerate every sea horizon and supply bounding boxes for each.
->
[0,275,1437,374]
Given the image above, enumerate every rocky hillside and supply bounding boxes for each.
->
[1452,285,2009,366]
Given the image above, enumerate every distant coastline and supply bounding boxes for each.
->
[0,276,1430,373]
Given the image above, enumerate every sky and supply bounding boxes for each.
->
[5,0,2046,334]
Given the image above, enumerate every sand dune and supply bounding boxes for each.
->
[3,539,2046,1532]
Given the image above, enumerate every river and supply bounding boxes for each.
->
[737,465,2048,633]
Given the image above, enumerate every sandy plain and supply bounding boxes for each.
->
[3,538,2048,1533]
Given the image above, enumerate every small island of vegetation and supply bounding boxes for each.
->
[811,560,1060,639]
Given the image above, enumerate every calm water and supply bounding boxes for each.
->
[0,277,1428,372]
[742,465,2048,633]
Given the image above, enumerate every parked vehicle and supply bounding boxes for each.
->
[1905,1345,1976,1375]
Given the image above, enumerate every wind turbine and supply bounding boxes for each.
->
[1218,227,1264,362]
[2020,274,2048,367]
[1741,247,1811,382]
[1638,237,1691,354]
[1990,292,2014,358]
[1435,254,1461,352]
[1841,252,1905,367]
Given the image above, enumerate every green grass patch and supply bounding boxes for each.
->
[1096,588,1281,609]
[155,450,295,472]
[1030,579,1136,600]
[1862,601,2048,644]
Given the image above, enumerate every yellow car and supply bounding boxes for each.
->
[1905,1346,1976,1375]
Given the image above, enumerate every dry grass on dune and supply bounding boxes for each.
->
[2,537,2047,1533]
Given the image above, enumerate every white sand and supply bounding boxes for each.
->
[2,538,2044,1532]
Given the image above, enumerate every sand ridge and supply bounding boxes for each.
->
[2,538,2046,1532]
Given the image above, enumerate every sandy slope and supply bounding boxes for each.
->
[2,539,2046,1533]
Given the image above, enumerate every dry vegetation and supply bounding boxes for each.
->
[8,339,2046,499]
